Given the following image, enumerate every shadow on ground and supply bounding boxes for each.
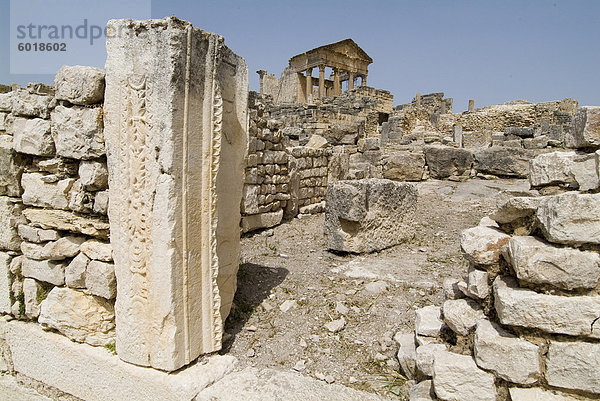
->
[221,262,289,353]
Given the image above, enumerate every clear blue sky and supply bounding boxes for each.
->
[1,0,599,109]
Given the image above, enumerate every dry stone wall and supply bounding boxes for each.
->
[0,67,116,349]
[399,108,600,400]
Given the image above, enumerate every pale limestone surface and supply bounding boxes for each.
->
[85,260,116,299]
[494,276,600,338]
[325,179,417,253]
[415,305,445,337]
[54,65,105,105]
[565,106,600,148]
[17,224,59,243]
[394,332,416,379]
[23,208,109,239]
[22,278,42,319]
[21,236,84,260]
[38,287,115,346]
[51,105,105,159]
[0,196,26,251]
[21,173,74,209]
[432,350,496,401]
[80,239,112,261]
[409,380,435,401]
[536,192,600,244]
[474,320,540,385]
[104,17,248,371]
[442,298,485,336]
[65,252,88,288]
[195,366,388,401]
[460,225,510,265]
[241,210,283,233]
[415,343,446,377]
[0,135,25,197]
[0,252,11,314]
[4,320,236,401]
[529,151,599,190]
[507,235,600,290]
[491,196,544,225]
[545,341,600,394]
[10,117,54,156]
[21,258,65,286]
[466,267,489,299]
[12,89,52,119]
[78,160,108,191]
[508,387,580,401]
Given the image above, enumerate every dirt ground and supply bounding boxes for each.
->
[222,178,530,399]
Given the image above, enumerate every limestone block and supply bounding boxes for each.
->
[432,350,496,401]
[93,190,109,215]
[442,278,464,300]
[17,224,59,243]
[105,17,248,371]
[508,387,580,401]
[416,343,446,377]
[325,179,417,253]
[474,320,540,385]
[415,305,445,337]
[409,380,436,401]
[78,160,109,191]
[565,106,600,148]
[536,192,600,244]
[242,185,260,215]
[491,196,544,225]
[306,134,328,149]
[0,196,26,251]
[522,135,548,149]
[5,320,236,401]
[0,135,25,196]
[394,332,417,379]
[21,257,65,286]
[37,157,78,176]
[23,208,109,238]
[494,276,600,339]
[507,236,600,290]
[529,151,598,190]
[54,65,105,105]
[86,260,116,299]
[10,117,54,156]
[80,239,113,261]
[546,341,600,394]
[442,298,485,336]
[0,92,13,112]
[22,278,43,319]
[21,173,74,210]
[424,145,473,179]
[473,147,533,178]
[382,151,425,182]
[66,252,89,288]
[38,287,115,346]
[67,180,94,213]
[51,105,104,159]
[242,210,283,233]
[12,89,52,119]
[460,225,510,266]
[21,236,84,261]
[0,252,12,314]
[466,267,489,299]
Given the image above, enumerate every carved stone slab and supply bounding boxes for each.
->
[104,17,248,371]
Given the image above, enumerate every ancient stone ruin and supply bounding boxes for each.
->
[0,15,599,401]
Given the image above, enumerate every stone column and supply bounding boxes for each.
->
[348,72,355,90]
[333,68,341,96]
[318,65,325,99]
[297,72,306,103]
[305,68,313,103]
[469,99,475,112]
[104,17,248,372]
[361,75,367,86]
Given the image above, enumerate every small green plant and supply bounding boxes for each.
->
[36,284,51,304]
[16,293,25,316]
[379,371,406,397]
[104,343,117,355]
